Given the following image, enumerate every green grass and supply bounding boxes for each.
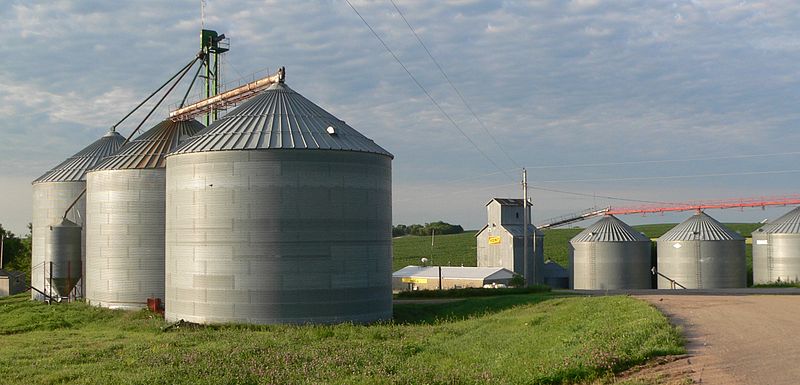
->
[391,229,582,270]
[541,228,583,267]
[0,293,684,384]
[392,231,478,270]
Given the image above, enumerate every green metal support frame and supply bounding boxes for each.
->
[201,29,229,126]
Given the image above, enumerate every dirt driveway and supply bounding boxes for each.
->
[635,293,800,384]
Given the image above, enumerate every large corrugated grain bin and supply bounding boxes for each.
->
[569,215,652,289]
[31,130,125,299]
[164,80,393,324]
[85,120,203,309]
[657,211,745,289]
[753,206,800,284]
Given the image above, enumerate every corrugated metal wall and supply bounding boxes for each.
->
[657,212,746,289]
[569,216,652,290]
[85,169,167,309]
[753,207,800,284]
[31,182,86,299]
[165,150,393,324]
[31,130,125,300]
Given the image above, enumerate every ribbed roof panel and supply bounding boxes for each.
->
[571,215,650,242]
[756,206,800,234]
[33,130,125,183]
[171,82,392,157]
[658,212,744,241]
[92,120,204,170]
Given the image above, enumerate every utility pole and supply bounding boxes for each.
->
[522,168,530,287]
[431,229,442,290]
[0,233,4,270]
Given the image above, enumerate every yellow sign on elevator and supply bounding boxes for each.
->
[488,236,502,245]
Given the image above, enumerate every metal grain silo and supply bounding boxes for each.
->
[165,79,393,324]
[657,211,746,289]
[85,119,204,309]
[569,215,652,290]
[48,218,82,298]
[31,130,125,300]
[753,206,800,284]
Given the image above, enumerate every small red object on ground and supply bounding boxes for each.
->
[147,297,164,315]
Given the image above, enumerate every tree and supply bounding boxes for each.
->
[423,221,463,235]
[508,274,525,288]
[392,221,465,237]
[392,224,408,237]
[408,224,425,236]
[0,223,32,279]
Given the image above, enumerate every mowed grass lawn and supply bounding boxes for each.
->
[0,293,683,385]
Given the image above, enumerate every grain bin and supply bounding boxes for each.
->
[164,79,393,324]
[569,215,652,290]
[31,130,125,300]
[753,206,800,284]
[657,211,745,289]
[48,218,82,298]
[85,119,204,309]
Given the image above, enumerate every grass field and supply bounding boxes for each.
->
[0,293,683,384]
[393,223,762,285]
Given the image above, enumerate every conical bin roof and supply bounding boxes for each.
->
[658,211,743,241]
[171,82,392,157]
[571,215,649,243]
[92,119,204,170]
[755,206,800,235]
[33,130,125,183]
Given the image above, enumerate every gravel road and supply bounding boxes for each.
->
[637,294,800,384]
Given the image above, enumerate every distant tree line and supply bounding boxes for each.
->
[1,223,32,279]
[392,221,464,237]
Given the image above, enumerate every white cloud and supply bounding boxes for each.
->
[2,0,800,233]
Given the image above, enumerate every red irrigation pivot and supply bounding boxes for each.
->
[607,195,800,215]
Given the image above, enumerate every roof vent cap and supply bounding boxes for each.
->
[326,126,336,135]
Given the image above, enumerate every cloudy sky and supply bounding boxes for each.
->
[3,0,800,234]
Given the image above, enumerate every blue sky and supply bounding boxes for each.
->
[3,0,800,234]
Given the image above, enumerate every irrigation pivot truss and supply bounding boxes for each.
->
[537,195,800,228]
[607,194,800,215]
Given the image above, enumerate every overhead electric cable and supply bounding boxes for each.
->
[389,0,520,169]
[525,151,800,170]
[402,167,521,192]
[394,180,671,205]
[344,0,513,180]
[532,169,800,184]
[525,185,673,205]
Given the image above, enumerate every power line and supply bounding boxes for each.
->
[402,167,521,192]
[394,180,670,205]
[394,148,800,192]
[344,0,513,181]
[393,181,519,203]
[525,151,800,170]
[525,185,673,205]
[388,0,520,169]
[532,169,800,183]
